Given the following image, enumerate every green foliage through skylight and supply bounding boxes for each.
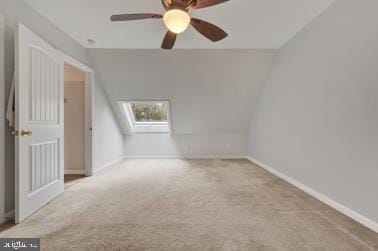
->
[130,103,168,122]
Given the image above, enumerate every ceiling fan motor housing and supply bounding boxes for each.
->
[162,0,197,10]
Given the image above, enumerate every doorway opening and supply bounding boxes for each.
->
[61,52,94,186]
[64,64,86,185]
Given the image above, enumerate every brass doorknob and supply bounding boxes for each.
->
[20,130,32,137]
[13,130,33,137]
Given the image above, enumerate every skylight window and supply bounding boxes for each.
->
[119,101,172,133]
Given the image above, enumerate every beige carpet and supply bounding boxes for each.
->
[64,175,86,190]
[0,159,377,250]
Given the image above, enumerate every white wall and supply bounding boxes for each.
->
[93,78,125,169]
[0,0,125,217]
[124,134,247,158]
[248,0,378,229]
[90,49,276,157]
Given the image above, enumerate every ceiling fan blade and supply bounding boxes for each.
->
[161,31,177,50]
[191,18,228,42]
[110,13,162,22]
[192,0,230,9]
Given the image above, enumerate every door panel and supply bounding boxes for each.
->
[29,47,60,123]
[16,23,64,223]
[28,140,59,193]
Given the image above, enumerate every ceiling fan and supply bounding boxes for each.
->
[110,0,230,49]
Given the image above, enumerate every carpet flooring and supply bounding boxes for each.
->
[64,175,86,189]
[0,159,377,250]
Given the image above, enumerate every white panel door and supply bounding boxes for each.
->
[15,23,64,223]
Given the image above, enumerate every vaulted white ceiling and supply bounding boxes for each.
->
[24,0,334,49]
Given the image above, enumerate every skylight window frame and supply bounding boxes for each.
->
[118,100,172,134]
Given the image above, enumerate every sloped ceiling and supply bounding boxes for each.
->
[24,0,334,49]
[20,0,335,135]
[89,49,276,134]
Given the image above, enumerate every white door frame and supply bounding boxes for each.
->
[0,14,5,222]
[57,51,94,177]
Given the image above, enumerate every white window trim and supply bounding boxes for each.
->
[118,100,172,134]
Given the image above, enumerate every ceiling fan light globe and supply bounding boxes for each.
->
[163,9,191,34]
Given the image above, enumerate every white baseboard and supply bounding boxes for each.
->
[246,156,378,233]
[123,155,246,160]
[64,170,85,175]
[0,210,14,224]
[94,157,125,174]
[95,156,246,174]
